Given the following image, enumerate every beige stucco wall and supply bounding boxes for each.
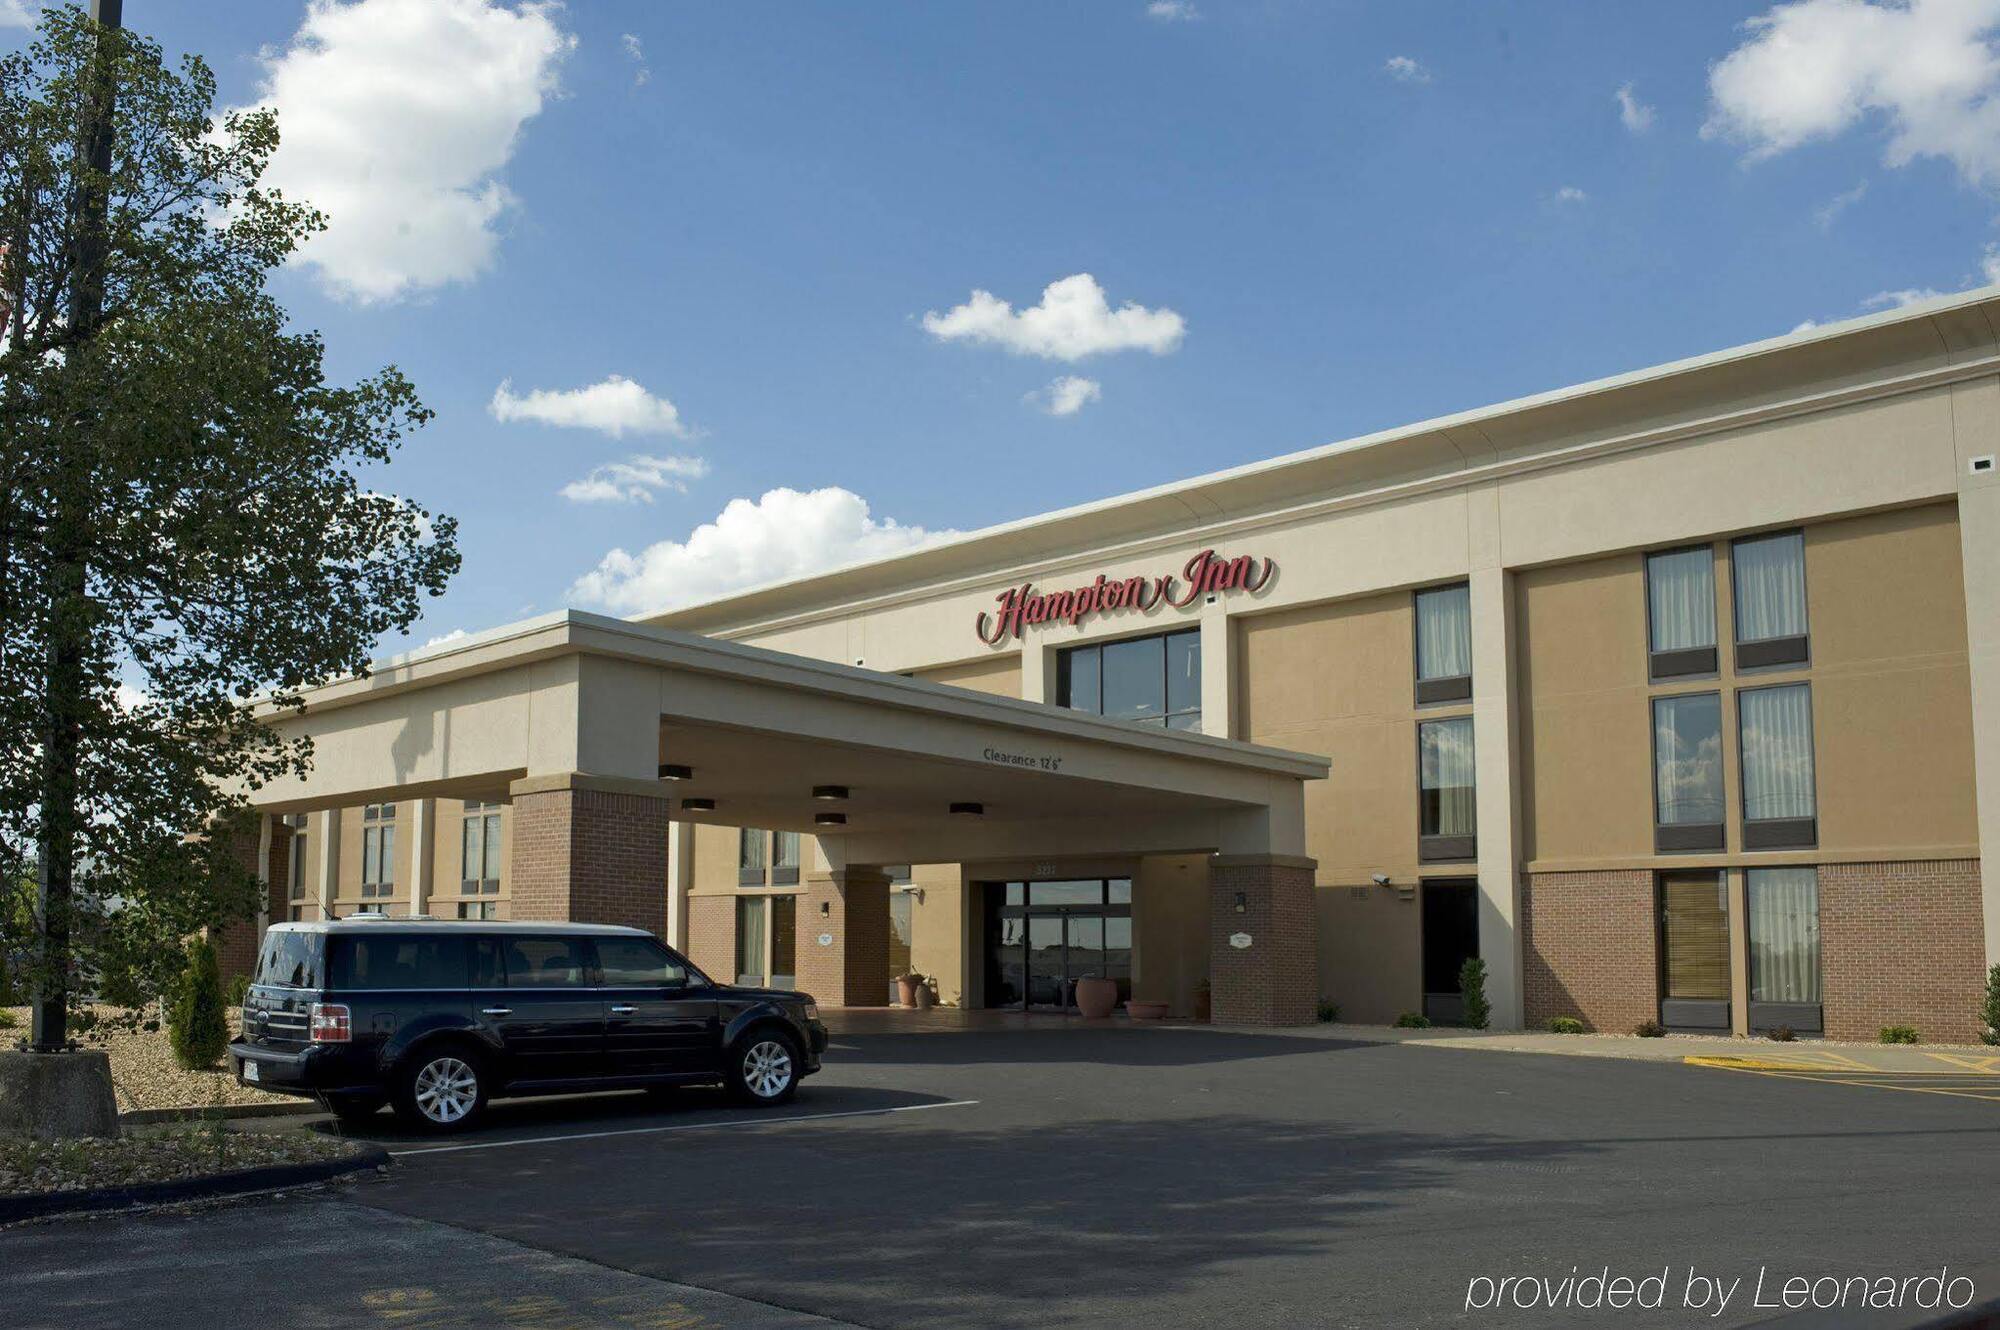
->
[914,655,1021,698]
[1132,853,1210,1017]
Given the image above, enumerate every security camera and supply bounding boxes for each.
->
[1371,873,1391,887]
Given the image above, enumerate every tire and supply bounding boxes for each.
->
[323,1093,384,1126]
[726,1028,801,1107]
[392,1043,489,1132]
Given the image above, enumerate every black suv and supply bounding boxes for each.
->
[231,919,826,1132]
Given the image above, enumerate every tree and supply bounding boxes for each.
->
[166,937,225,1070]
[0,7,458,1047]
[1458,957,1490,1031]
[1982,963,2000,1048]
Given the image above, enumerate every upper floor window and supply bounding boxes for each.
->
[1058,628,1201,731]
[1414,583,1472,704]
[1739,683,1817,849]
[1652,692,1724,852]
[739,827,767,885]
[1732,531,1809,669]
[1645,546,1717,680]
[1416,716,1476,862]
[462,801,502,896]
[772,830,801,886]
[360,804,396,899]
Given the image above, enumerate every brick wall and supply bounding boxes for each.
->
[797,870,890,1006]
[687,894,735,983]
[1209,860,1318,1026]
[1821,859,1985,1043]
[510,787,670,936]
[212,821,293,983]
[1522,869,1655,1033]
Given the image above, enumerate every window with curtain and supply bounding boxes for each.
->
[1732,531,1809,666]
[738,827,767,884]
[1748,867,1821,1006]
[1418,717,1476,855]
[1646,546,1716,678]
[461,802,502,896]
[1415,583,1472,701]
[361,804,396,900]
[1652,692,1724,850]
[735,895,768,985]
[771,829,801,884]
[1740,684,1816,843]
[1660,871,1730,1001]
[287,816,308,902]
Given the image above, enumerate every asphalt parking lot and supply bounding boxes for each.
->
[8,1022,2000,1329]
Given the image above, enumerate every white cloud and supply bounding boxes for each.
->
[922,273,1185,362]
[490,375,692,438]
[234,0,573,303]
[1146,1,1200,20]
[0,1,38,30]
[1615,82,1656,132]
[1553,185,1589,204]
[1384,55,1432,84]
[1027,376,1103,417]
[1814,180,1870,229]
[1790,318,1822,333]
[621,32,650,86]
[1863,286,1948,308]
[560,454,710,503]
[1705,0,2000,189]
[568,487,956,615]
[423,629,469,649]
[1985,242,2000,284]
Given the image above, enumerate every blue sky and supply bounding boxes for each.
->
[9,0,1998,647]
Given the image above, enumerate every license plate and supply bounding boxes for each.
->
[242,1059,260,1083]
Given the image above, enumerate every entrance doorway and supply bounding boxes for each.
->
[981,880,1132,1012]
[1421,879,1479,1024]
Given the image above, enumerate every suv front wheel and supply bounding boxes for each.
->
[726,1029,800,1106]
[394,1045,488,1132]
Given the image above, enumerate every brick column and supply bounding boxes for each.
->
[508,775,671,936]
[213,818,292,984]
[798,866,891,1006]
[686,894,736,982]
[1208,856,1318,1026]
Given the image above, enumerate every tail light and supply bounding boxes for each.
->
[309,1003,351,1043]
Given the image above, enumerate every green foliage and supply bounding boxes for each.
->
[1393,1011,1431,1029]
[1879,1025,1920,1045]
[0,1008,16,1029]
[1547,1015,1586,1035]
[0,940,14,1007]
[0,9,457,1030]
[1632,1020,1665,1038]
[1981,963,2000,1047]
[166,939,227,1070]
[1766,1025,1797,1042]
[1457,957,1490,1030]
[1315,998,1340,1024]
[225,973,251,1007]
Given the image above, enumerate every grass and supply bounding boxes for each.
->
[0,1122,365,1198]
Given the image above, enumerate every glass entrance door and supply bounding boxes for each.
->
[982,879,1133,1012]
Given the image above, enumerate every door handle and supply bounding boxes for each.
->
[481,1006,512,1017]
[609,1004,637,1015]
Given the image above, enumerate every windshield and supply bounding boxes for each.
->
[253,930,322,989]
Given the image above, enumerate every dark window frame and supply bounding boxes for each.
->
[1656,869,1732,1031]
[1416,716,1477,863]
[1056,627,1202,731]
[461,801,502,897]
[1649,689,1726,853]
[1736,681,1818,850]
[738,828,769,886]
[360,804,396,899]
[1644,544,1719,682]
[1412,582,1473,705]
[771,830,801,886]
[1730,529,1811,671]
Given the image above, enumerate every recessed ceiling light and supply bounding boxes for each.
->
[812,785,849,801]
[679,797,715,812]
[950,801,984,816]
[658,763,693,781]
[815,812,847,827]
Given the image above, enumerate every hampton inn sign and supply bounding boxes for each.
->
[975,548,1276,645]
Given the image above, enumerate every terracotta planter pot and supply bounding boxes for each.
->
[1074,977,1119,1020]
[1125,1000,1169,1021]
[895,975,921,1007]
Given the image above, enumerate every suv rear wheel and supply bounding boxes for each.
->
[394,1045,488,1132]
[726,1028,800,1106]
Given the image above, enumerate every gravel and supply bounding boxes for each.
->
[0,1122,364,1197]
[3,1007,292,1114]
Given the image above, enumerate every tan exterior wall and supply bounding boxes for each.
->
[907,868,968,1006]
[1132,854,1210,1018]
[914,655,1021,698]
[1315,884,1422,1025]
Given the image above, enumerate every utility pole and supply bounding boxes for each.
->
[29,0,122,1054]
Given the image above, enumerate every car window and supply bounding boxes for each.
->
[597,937,687,987]
[329,936,469,990]
[470,937,504,988]
[501,936,591,989]
[254,931,321,989]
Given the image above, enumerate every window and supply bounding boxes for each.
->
[770,897,797,988]
[361,804,396,899]
[885,865,913,884]
[1739,683,1817,848]
[1414,583,1472,703]
[286,815,308,902]
[254,930,322,989]
[597,937,687,987]
[456,901,500,921]
[1646,546,1717,679]
[1652,692,1724,851]
[1417,717,1476,861]
[739,828,767,885]
[461,802,502,896]
[1748,867,1822,1031]
[736,895,768,985]
[772,830,801,886]
[1058,628,1201,731]
[1732,530,1809,668]
[329,935,469,990]
[500,936,590,988]
[1659,871,1730,1030]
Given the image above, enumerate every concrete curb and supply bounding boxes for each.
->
[0,1144,389,1226]
[119,1099,321,1127]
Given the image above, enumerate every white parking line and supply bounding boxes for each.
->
[387,1099,982,1158]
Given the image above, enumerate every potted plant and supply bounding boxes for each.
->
[1074,972,1118,1020]
[914,977,938,1010]
[1193,979,1212,1024]
[1125,998,1170,1020]
[895,972,924,1007]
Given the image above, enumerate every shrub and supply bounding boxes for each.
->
[1393,1011,1431,1029]
[1632,1019,1665,1038]
[0,946,15,1006]
[1316,998,1340,1024]
[0,1008,16,1029]
[1766,1025,1797,1042]
[1547,1015,1586,1035]
[1982,963,2000,1047]
[1879,1025,1920,1045]
[1458,957,1491,1031]
[167,940,229,1070]
[226,974,252,1008]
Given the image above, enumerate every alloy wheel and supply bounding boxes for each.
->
[413,1056,478,1124]
[742,1040,794,1099]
